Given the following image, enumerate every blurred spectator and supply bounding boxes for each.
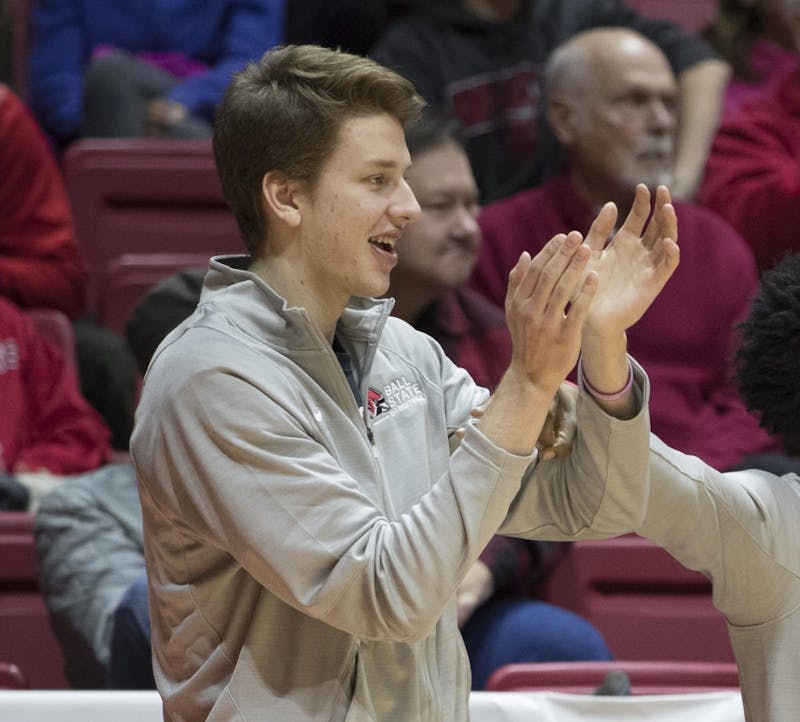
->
[0,1,12,88]
[389,115,511,390]
[284,0,437,56]
[703,0,800,118]
[0,296,110,512]
[371,0,730,203]
[34,462,144,688]
[0,83,138,450]
[0,84,86,318]
[473,27,800,475]
[699,1,800,269]
[286,0,390,56]
[697,66,800,271]
[389,112,612,689]
[125,268,204,377]
[28,0,286,145]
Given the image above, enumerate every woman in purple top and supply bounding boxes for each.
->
[29,0,286,144]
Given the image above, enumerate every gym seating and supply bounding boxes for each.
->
[0,661,29,689]
[0,512,68,689]
[486,659,740,695]
[62,139,241,335]
[540,535,734,663]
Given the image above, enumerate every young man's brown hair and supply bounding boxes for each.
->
[213,44,426,255]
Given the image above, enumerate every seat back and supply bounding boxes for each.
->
[540,535,734,662]
[625,0,717,33]
[0,661,29,689]
[486,660,740,695]
[0,512,68,688]
[62,139,242,334]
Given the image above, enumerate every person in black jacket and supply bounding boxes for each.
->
[371,0,729,203]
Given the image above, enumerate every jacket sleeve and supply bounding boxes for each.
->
[498,358,652,541]
[28,0,87,141]
[136,363,535,644]
[14,315,110,475]
[34,464,145,687]
[641,436,800,626]
[0,87,88,318]
[166,0,286,119]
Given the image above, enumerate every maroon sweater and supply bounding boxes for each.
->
[473,175,782,471]
[0,297,109,474]
[0,86,88,318]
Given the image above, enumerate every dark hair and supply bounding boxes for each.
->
[736,253,800,454]
[403,110,464,158]
[702,0,763,81]
[213,44,425,255]
[125,268,206,375]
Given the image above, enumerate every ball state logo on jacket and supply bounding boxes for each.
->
[367,377,426,419]
[367,388,390,418]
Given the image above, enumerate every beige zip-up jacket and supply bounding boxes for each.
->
[131,256,652,721]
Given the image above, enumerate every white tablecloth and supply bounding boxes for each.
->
[0,689,745,721]
[470,690,745,722]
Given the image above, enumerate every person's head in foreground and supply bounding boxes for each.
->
[213,44,425,324]
[545,27,677,215]
[736,252,800,458]
[388,112,481,322]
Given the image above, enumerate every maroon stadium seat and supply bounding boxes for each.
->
[62,139,241,334]
[540,534,734,663]
[0,512,68,688]
[625,0,717,34]
[486,659,740,695]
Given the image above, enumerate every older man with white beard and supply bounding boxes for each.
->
[473,27,800,475]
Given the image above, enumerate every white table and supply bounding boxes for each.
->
[470,690,745,722]
[0,689,745,721]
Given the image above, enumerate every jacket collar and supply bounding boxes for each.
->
[200,255,394,353]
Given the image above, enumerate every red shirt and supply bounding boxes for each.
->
[698,68,800,271]
[0,85,88,318]
[474,175,782,471]
[0,297,109,474]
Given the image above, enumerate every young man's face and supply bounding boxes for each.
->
[294,113,420,304]
[392,140,481,295]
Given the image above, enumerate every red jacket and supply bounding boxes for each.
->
[698,68,800,271]
[0,85,88,318]
[0,297,109,474]
[473,175,782,471]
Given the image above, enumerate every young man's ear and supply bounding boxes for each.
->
[546,95,579,146]
[262,171,302,228]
